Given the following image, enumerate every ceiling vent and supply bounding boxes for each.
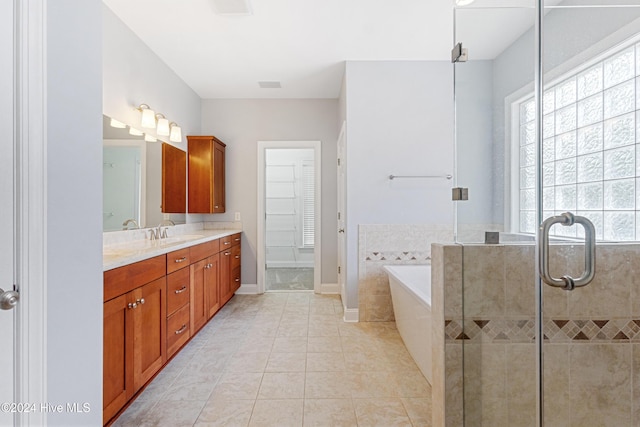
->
[211,0,252,15]
[258,81,282,89]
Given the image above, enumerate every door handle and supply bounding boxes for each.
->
[0,287,19,310]
[538,212,596,290]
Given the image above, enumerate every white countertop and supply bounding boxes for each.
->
[103,225,241,271]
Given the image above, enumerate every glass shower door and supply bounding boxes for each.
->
[540,2,640,425]
[454,1,640,426]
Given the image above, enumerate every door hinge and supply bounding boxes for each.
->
[338,212,341,220]
[338,266,341,274]
[338,158,341,166]
[452,187,469,201]
[451,42,468,63]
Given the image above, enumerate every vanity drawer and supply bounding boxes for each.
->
[166,268,190,316]
[166,304,190,358]
[231,244,241,269]
[167,248,190,274]
[190,239,220,262]
[220,235,233,249]
[231,233,241,246]
[104,255,166,301]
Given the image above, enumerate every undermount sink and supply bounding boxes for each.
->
[157,234,204,246]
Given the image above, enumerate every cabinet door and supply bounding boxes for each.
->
[190,259,208,332]
[206,254,220,318]
[162,142,186,213]
[212,141,225,213]
[187,138,212,213]
[220,248,232,305]
[103,294,133,423]
[132,277,167,391]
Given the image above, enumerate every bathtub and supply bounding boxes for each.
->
[383,264,432,384]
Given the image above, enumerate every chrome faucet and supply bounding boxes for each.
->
[122,219,139,230]
[152,219,175,240]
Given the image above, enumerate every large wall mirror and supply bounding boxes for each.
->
[103,115,186,232]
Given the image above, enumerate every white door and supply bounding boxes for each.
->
[336,123,346,302]
[0,0,16,424]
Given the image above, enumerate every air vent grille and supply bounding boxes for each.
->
[258,81,282,89]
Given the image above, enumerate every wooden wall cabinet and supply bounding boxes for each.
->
[103,256,167,424]
[162,142,187,213]
[187,135,226,213]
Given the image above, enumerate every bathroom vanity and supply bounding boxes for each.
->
[102,230,241,425]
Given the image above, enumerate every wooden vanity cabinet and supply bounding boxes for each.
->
[103,256,167,424]
[220,233,241,304]
[189,239,222,333]
[187,135,226,213]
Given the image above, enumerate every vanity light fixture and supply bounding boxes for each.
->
[169,122,182,143]
[110,118,127,128]
[138,104,156,129]
[144,134,157,142]
[129,127,144,136]
[156,114,170,136]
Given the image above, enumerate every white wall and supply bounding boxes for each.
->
[47,1,103,425]
[342,60,454,309]
[102,5,201,151]
[200,99,339,286]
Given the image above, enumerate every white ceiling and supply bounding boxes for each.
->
[102,0,539,99]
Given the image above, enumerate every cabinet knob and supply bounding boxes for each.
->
[128,302,137,309]
[235,278,240,282]
[136,298,145,305]
[235,255,240,259]
[224,252,230,256]
[175,286,187,294]
[214,205,219,209]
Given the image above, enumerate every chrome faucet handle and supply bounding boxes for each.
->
[160,227,169,239]
[149,228,158,240]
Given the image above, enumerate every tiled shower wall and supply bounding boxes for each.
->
[358,224,453,322]
[432,243,640,427]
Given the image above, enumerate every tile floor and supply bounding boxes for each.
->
[112,292,432,427]
[265,268,314,291]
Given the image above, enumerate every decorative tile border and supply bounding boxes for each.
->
[365,251,431,262]
[445,318,640,343]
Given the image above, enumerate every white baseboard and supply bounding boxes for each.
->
[319,283,339,294]
[343,308,359,323]
[235,283,259,294]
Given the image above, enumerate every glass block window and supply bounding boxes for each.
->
[518,41,640,241]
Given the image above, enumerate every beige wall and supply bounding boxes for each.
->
[433,243,640,426]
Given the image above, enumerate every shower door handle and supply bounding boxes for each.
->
[538,212,596,291]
